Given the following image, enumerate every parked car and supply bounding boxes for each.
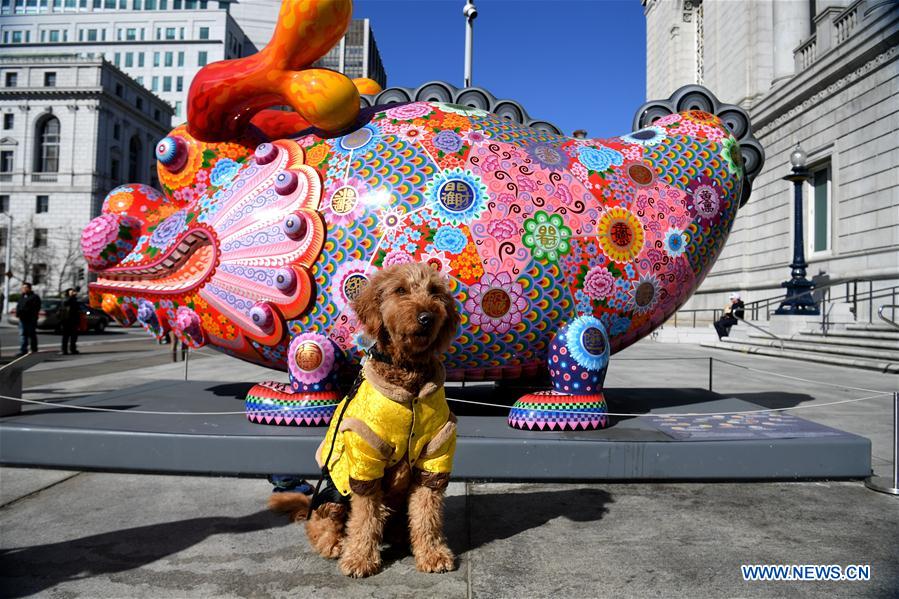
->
[9,298,110,332]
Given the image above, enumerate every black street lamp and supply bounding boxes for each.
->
[775,144,820,315]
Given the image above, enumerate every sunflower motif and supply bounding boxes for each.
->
[332,260,371,314]
[333,123,380,157]
[425,168,489,225]
[597,207,644,263]
[630,273,661,314]
[522,211,572,262]
[721,137,744,176]
[621,126,667,147]
[565,316,610,371]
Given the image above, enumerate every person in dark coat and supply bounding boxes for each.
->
[58,287,81,355]
[714,292,745,339]
[16,282,41,355]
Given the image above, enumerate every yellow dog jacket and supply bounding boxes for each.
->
[316,361,456,497]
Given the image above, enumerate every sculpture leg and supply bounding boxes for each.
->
[245,333,343,426]
[508,316,610,431]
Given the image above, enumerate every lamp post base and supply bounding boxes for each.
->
[774,278,820,315]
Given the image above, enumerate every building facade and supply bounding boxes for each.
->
[643,0,898,319]
[0,54,172,295]
[0,0,257,123]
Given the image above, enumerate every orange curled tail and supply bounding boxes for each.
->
[268,492,311,522]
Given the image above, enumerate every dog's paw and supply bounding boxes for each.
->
[415,545,455,573]
[339,552,382,578]
[311,534,342,559]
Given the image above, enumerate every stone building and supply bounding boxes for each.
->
[643,0,898,322]
[0,0,257,124]
[0,54,172,296]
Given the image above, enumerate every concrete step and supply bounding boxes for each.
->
[802,329,899,342]
[790,333,899,352]
[846,322,899,333]
[743,336,899,361]
[700,340,899,374]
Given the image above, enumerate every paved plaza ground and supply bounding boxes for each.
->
[1,327,897,598]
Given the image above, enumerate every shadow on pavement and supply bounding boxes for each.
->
[447,487,613,555]
[0,510,288,598]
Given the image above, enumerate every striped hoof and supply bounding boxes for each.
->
[245,381,339,426]
[508,390,608,431]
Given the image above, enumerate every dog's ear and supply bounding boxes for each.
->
[352,272,385,342]
[433,278,461,354]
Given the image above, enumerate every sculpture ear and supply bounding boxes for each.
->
[351,275,385,343]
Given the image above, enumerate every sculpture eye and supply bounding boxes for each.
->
[155,136,188,172]
[282,213,307,240]
[254,142,278,165]
[249,302,274,331]
[274,170,298,195]
[274,268,296,293]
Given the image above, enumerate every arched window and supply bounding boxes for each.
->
[128,135,142,181]
[35,116,60,173]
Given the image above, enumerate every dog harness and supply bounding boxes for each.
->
[316,370,456,498]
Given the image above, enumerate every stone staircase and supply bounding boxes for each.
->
[701,322,899,374]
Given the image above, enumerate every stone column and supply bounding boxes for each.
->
[773,0,810,84]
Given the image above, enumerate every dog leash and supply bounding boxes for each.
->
[305,357,370,520]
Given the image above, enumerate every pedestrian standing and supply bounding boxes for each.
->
[58,288,81,355]
[16,282,41,356]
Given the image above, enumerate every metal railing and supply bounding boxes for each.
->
[666,278,899,330]
[734,316,784,350]
[878,304,899,331]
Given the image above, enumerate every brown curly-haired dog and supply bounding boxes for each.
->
[269,263,461,577]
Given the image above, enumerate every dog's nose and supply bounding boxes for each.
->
[417,312,434,327]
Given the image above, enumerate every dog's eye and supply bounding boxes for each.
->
[394,286,407,295]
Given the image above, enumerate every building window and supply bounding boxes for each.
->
[3,114,13,130]
[32,264,47,285]
[162,76,171,92]
[115,82,123,97]
[165,27,175,40]
[35,195,49,213]
[808,163,832,254]
[197,51,207,66]
[111,157,119,179]
[153,51,160,67]
[164,52,173,67]
[0,195,8,212]
[113,52,120,67]
[34,228,48,247]
[174,101,181,116]
[151,76,158,91]
[43,72,56,87]
[35,116,60,173]
[177,51,184,67]
[126,27,136,40]
[4,73,17,87]
[125,52,133,68]
[135,76,143,85]
[48,29,59,42]
[176,76,183,92]
[138,52,144,67]
[128,134,141,181]
[136,97,143,110]
[0,150,12,172]
[113,122,120,140]
[153,108,161,121]
[198,26,209,39]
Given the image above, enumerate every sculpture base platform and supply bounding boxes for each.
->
[0,380,871,480]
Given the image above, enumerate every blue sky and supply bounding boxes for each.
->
[353,0,647,139]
